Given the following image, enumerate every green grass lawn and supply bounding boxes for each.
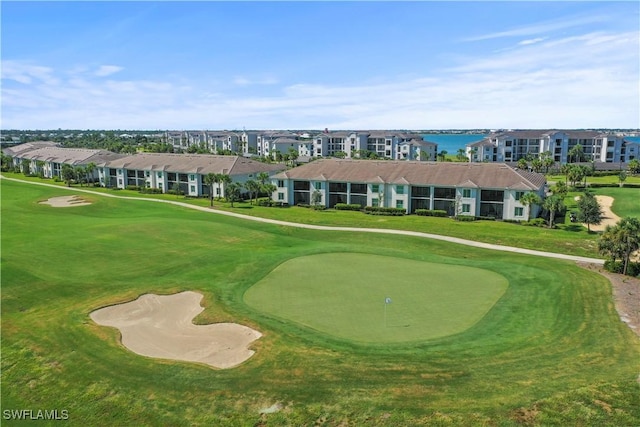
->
[590,187,640,218]
[1,173,604,259]
[2,178,639,426]
[244,253,508,343]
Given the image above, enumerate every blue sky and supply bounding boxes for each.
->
[2,1,638,130]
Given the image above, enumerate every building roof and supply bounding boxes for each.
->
[2,141,59,156]
[4,144,126,165]
[105,153,285,176]
[272,158,546,190]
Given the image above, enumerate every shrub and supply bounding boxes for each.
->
[455,215,477,222]
[475,216,497,221]
[415,209,448,217]
[363,206,405,216]
[126,185,141,191]
[604,260,640,277]
[334,203,362,211]
[523,218,547,227]
[53,176,62,182]
[587,183,618,188]
[139,187,163,194]
[296,203,310,208]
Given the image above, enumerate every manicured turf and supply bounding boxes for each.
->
[2,178,639,426]
[244,253,508,343]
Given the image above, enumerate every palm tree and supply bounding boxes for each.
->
[244,179,260,205]
[456,148,467,162]
[203,173,218,207]
[217,173,232,199]
[519,192,541,221]
[598,217,640,275]
[568,144,583,163]
[437,150,448,162]
[543,194,565,228]
[61,164,76,187]
[225,181,243,207]
[85,162,97,185]
[553,181,568,198]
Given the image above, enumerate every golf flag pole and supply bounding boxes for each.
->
[384,297,391,328]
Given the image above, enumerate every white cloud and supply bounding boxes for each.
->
[463,14,607,42]
[94,65,124,77]
[518,37,546,46]
[1,26,638,130]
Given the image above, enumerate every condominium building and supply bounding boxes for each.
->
[466,130,638,164]
[271,159,546,220]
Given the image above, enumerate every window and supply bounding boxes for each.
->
[515,207,524,217]
[277,180,284,188]
[278,192,284,200]
[157,172,162,178]
[118,179,123,185]
[515,191,524,201]
[189,175,195,181]
[462,189,471,198]
[371,184,379,193]
[396,200,404,209]
[145,171,150,177]
[190,185,195,193]
[315,182,322,190]
[216,188,220,195]
[396,185,404,194]
[372,198,379,207]
[462,204,471,213]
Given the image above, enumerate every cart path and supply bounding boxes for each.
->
[1,175,604,264]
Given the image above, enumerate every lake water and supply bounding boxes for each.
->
[422,134,486,154]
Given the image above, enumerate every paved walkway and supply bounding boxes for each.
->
[1,175,605,264]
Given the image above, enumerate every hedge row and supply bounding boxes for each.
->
[415,209,448,217]
[334,203,363,211]
[257,199,289,207]
[363,206,405,216]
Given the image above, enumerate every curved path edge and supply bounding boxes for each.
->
[1,175,604,264]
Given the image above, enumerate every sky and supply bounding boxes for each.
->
[1,1,639,131]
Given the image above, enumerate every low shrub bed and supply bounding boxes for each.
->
[363,206,405,216]
[334,203,363,211]
[415,209,448,217]
[455,215,477,222]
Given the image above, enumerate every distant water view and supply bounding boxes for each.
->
[422,134,486,154]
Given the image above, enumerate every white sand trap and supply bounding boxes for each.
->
[90,291,261,369]
[39,195,91,207]
[574,195,620,232]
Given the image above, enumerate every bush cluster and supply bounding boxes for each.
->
[363,206,405,216]
[604,260,640,277]
[415,209,448,217]
[257,199,289,207]
[334,203,362,211]
[523,218,547,227]
[455,215,477,222]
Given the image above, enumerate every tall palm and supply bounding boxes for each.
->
[225,181,242,207]
[203,173,218,207]
[245,179,260,205]
[519,192,541,221]
[85,162,97,185]
[217,173,232,199]
[543,195,565,228]
[598,217,640,275]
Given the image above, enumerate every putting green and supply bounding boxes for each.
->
[244,253,509,343]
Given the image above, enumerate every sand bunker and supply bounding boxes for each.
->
[40,195,91,207]
[90,291,261,369]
